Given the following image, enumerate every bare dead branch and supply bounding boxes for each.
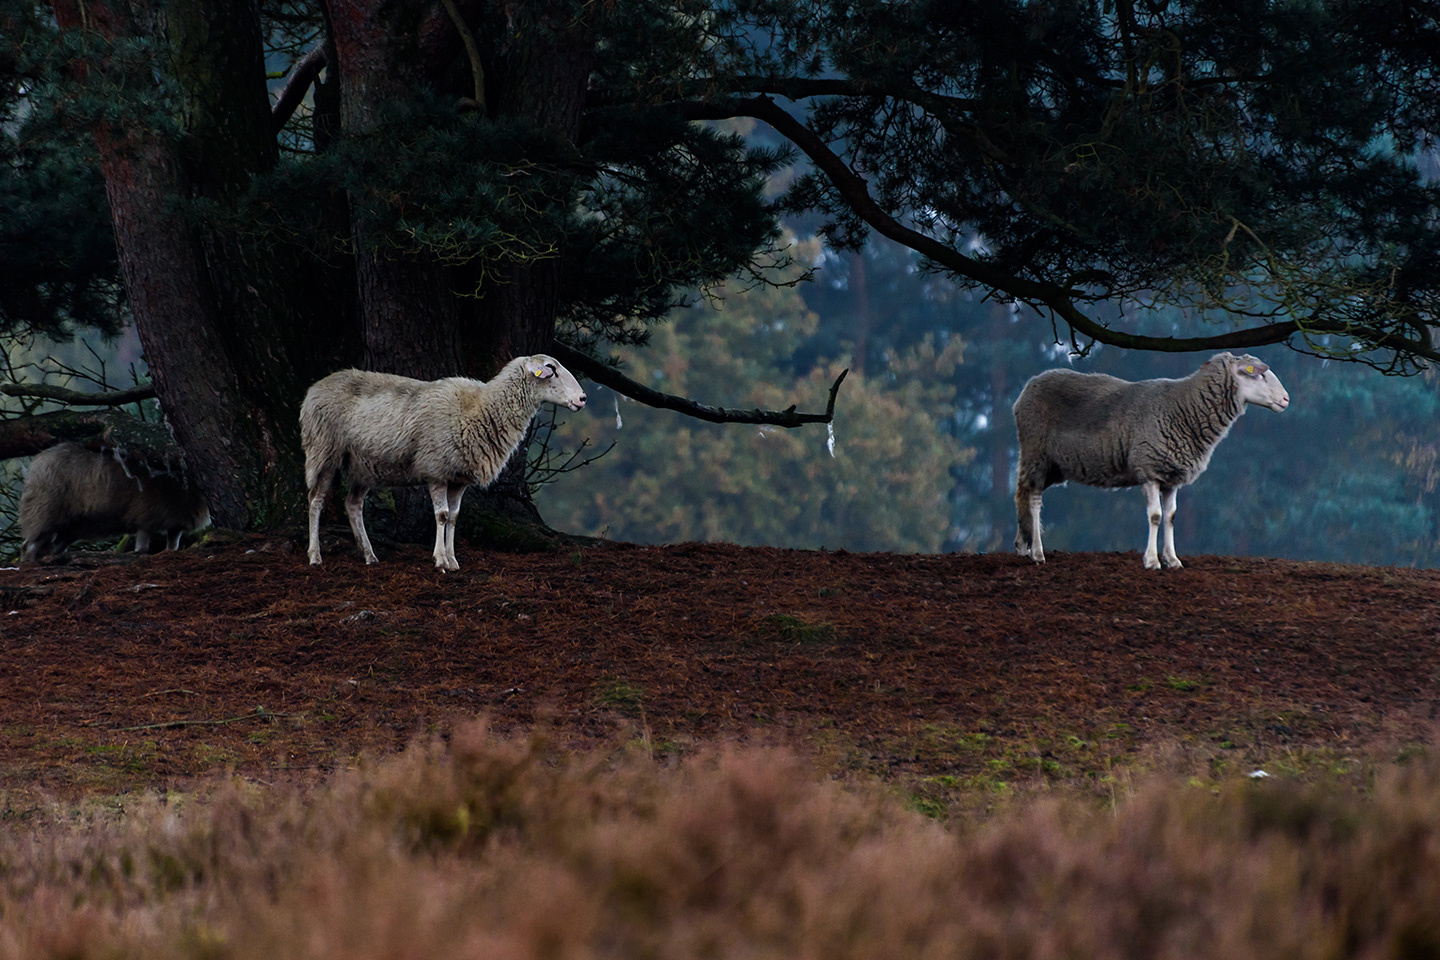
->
[1,381,156,406]
[271,41,326,134]
[551,341,848,427]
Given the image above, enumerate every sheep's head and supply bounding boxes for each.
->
[1226,354,1290,412]
[524,356,588,411]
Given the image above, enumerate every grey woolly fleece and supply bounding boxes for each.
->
[300,356,572,494]
[1013,353,1246,495]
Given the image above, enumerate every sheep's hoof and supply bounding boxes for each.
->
[1030,551,1045,564]
[1162,555,1184,569]
[308,556,322,566]
[1143,554,1162,570]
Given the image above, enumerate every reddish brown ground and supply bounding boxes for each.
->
[3,534,1439,804]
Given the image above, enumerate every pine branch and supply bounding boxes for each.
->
[680,95,1440,365]
[550,341,847,427]
[1,382,156,406]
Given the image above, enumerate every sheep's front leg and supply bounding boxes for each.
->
[166,530,183,551]
[444,483,466,571]
[1142,481,1163,570]
[427,482,458,572]
[133,531,152,554]
[1161,487,1182,569]
[345,485,379,564]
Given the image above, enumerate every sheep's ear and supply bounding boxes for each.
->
[526,358,554,379]
[1238,359,1270,377]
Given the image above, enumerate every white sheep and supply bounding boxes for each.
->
[1012,352,1290,569]
[300,354,588,571]
[19,442,211,562]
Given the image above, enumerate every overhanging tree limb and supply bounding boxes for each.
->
[550,341,848,427]
[684,95,1440,364]
[271,41,326,133]
[1,382,156,406]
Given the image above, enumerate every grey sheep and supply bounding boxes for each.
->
[300,354,588,571]
[19,442,211,563]
[1012,352,1290,569]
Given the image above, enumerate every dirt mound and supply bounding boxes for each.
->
[3,534,1438,802]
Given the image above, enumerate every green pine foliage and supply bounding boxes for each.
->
[0,0,127,342]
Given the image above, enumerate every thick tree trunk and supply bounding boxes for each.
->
[325,0,470,540]
[52,0,262,526]
[321,0,599,543]
[466,1,596,524]
[328,0,464,381]
[51,0,314,529]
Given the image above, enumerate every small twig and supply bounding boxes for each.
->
[117,707,285,731]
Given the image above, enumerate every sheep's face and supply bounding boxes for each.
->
[1230,355,1290,412]
[526,356,588,411]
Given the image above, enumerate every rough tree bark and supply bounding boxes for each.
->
[328,0,464,381]
[49,0,281,528]
[462,0,597,527]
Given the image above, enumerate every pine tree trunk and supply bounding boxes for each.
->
[49,0,285,529]
[465,0,597,531]
[50,0,338,530]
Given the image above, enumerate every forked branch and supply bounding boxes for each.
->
[550,341,848,427]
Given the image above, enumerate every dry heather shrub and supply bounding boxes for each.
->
[3,726,1440,959]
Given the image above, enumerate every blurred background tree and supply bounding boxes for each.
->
[537,255,967,553]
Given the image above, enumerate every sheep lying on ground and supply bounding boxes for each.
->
[301,354,588,571]
[19,442,211,563]
[1012,352,1290,569]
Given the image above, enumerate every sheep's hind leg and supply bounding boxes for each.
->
[1142,481,1163,569]
[1014,483,1033,557]
[427,482,456,572]
[1015,481,1045,563]
[1161,487,1182,568]
[345,485,379,564]
[133,531,152,553]
[444,484,466,572]
[1019,480,1042,564]
[307,467,336,565]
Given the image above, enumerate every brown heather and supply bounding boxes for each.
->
[2,722,1439,960]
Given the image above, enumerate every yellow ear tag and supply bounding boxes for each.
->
[1245,365,1254,373]
[534,369,544,377]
